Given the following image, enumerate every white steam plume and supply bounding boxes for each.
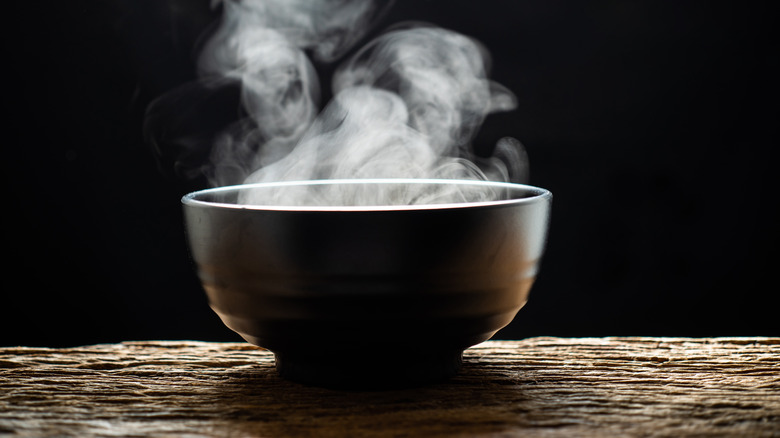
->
[192,1,528,206]
[196,0,394,187]
[333,23,517,156]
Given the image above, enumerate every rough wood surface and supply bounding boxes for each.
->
[1,337,778,437]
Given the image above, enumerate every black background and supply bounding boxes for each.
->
[5,1,778,347]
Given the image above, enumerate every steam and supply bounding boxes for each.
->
[195,0,394,186]
[147,0,529,206]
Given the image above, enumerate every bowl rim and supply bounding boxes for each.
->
[181,178,552,212]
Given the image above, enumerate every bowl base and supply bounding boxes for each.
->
[273,349,464,390]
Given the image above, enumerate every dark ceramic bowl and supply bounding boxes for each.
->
[182,179,551,388]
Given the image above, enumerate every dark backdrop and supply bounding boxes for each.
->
[5,1,778,347]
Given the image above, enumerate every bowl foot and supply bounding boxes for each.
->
[274,349,464,390]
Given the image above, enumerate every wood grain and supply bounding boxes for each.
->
[1,337,778,437]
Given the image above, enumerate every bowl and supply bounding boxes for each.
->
[182,178,552,388]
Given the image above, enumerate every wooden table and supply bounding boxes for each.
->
[1,337,778,437]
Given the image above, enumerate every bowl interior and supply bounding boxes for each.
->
[182,178,550,210]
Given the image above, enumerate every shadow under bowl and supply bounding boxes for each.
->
[182,179,552,389]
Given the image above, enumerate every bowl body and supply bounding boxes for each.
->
[182,179,551,388]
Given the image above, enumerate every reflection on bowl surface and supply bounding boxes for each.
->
[182,179,552,389]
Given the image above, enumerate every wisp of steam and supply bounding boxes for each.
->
[147,0,529,207]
